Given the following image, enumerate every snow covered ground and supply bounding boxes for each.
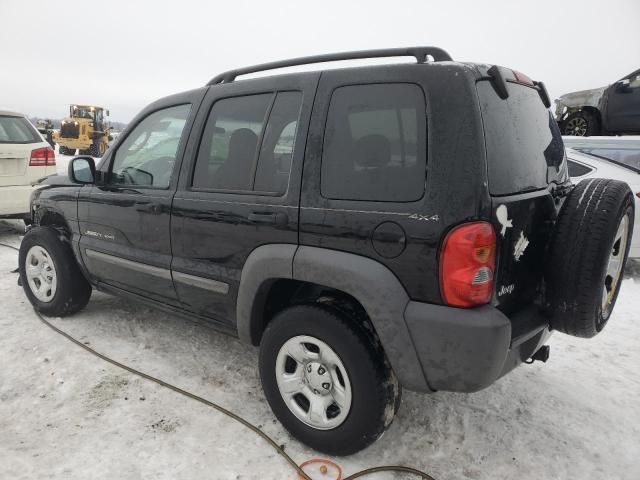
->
[1,220,639,480]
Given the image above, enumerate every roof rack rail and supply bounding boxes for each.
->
[207,46,452,85]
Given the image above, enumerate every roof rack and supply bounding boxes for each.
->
[207,46,452,85]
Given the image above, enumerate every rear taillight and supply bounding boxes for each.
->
[29,147,56,167]
[440,221,496,308]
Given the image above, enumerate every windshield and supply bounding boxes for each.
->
[0,115,41,144]
[477,80,568,195]
[71,106,96,120]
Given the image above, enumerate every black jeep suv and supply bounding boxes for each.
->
[20,47,635,455]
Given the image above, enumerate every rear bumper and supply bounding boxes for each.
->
[0,185,33,216]
[403,301,551,393]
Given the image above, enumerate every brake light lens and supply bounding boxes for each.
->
[512,69,534,86]
[29,147,56,167]
[440,221,496,308]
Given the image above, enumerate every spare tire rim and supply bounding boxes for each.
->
[275,335,352,430]
[25,245,57,303]
[566,116,588,136]
[602,214,629,314]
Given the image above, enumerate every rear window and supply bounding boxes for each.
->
[477,81,567,195]
[574,147,640,173]
[0,116,40,144]
[321,83,427,202]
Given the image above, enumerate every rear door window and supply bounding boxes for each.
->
[477,81,568,195]
[193,91,302,195]
[321,83,427,202]
[0,116,40,144]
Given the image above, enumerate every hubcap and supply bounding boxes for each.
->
[25,245,57,303]
[275,335,352,430]
[566,117,588,136]
[602,215,629,316]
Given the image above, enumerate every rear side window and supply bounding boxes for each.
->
[567,159,594,177]
[0,116,40,144]
[321,83,427,202]
[477,81,568,195]
[193,91,302,195]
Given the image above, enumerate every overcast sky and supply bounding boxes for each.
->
[1,0,639,122]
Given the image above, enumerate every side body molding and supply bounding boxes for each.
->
[292,246,431,392]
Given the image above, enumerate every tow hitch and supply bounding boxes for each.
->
[526,345,550,364]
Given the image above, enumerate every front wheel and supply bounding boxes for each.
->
[90,142,106,157]
[259,305,400,456]
[19,227,92,316]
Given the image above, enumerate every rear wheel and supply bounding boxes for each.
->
[562,110,600,136]
[259,305,400,455]
[546,178,634,337]
[19,227,92,316]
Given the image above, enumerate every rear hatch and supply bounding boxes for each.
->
[0,115,49,186]
[476,74,569,314]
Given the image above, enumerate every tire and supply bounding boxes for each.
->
[60,146,76,156]
[259,305,400,455]
[546,178,634,337]
[19,226,92,317]
[562,110,600,136]
[90,142,106,157]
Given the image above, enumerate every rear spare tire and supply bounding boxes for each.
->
[547,178,634,337]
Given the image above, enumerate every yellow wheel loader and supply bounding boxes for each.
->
[53,105,111,157]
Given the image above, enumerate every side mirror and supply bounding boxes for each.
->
[616,78,631,92]
[68,156,96,184]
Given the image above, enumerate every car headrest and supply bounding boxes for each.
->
[228,128,258,157]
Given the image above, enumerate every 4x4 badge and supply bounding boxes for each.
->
[409,213,439,222]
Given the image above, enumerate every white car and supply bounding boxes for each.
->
[0,111,56,222]
[567,148,640,258]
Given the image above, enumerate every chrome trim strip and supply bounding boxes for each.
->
[173,271,229,295]
[85,249,172,280]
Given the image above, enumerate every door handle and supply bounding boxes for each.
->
[135,202,162,214]
[248,212,288,226]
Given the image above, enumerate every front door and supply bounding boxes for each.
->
[606,70,640,132]
[78,98,200,304]
[170,73,317,324]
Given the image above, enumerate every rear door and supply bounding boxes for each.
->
[170,74,317,324]
[477,78,569,313]
[78,92,202,304]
